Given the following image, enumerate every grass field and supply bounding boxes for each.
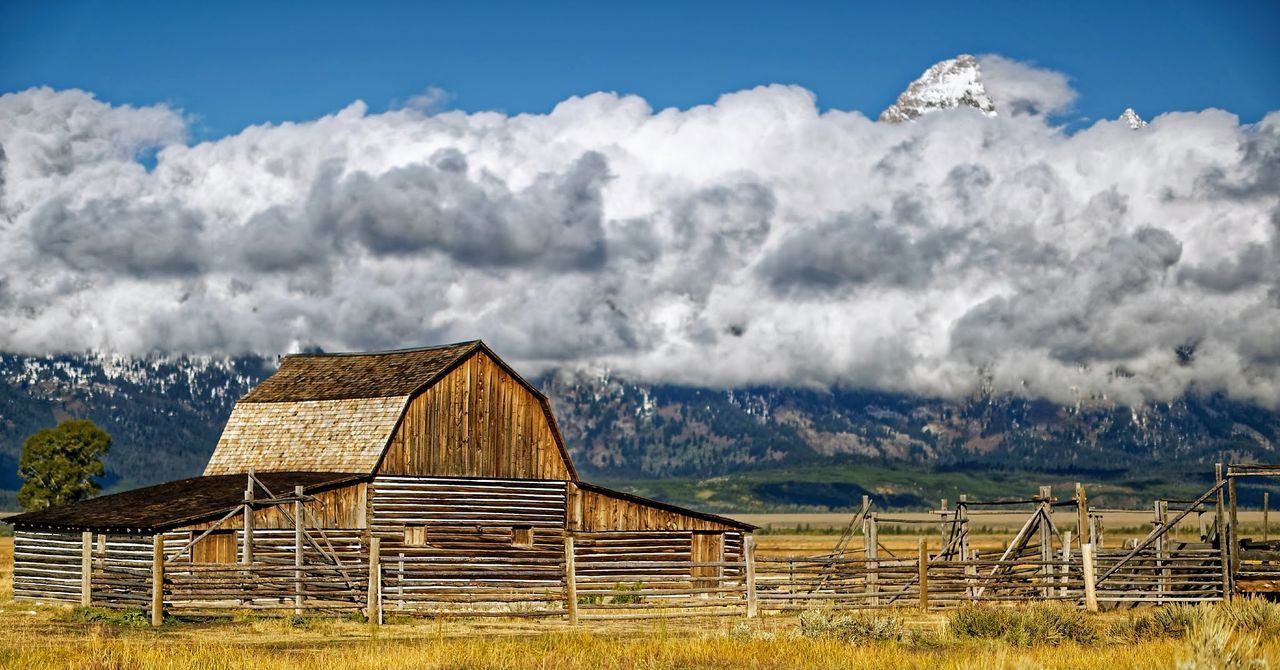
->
[2,536,1279,669]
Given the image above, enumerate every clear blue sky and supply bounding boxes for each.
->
[3,0,1278,139]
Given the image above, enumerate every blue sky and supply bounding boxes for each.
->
[3,0,1278,139]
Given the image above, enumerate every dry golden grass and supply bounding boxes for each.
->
[2,536,1278,670]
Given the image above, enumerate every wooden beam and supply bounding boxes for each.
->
[1218,463,1231,600]
[1082,542,1098,612]
[744,535,758,618]
[1075,482,1089,547]
[151,534,164,627]
[242,472,254,565]
[1265,492,1270,543]
[1229,474,1240,588]
[80,530,92,608]
[918,538,929,610]
[564,534,578,624]
[367,537,381,626]
[294,485,304,615]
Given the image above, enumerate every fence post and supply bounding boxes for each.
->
[242,477,254,564]
[564,534,578,624]
[1265,492,1270,543]
[918,538,929,609]
[1155,500,1169,601]
[151,534,165,626]
[294,485,304,615]
[866,512,880,606]
[1075,482,1089,547]
[744,535,758,618]
[366,536,381,625]
[1081,542,1098,612]
[1039,486,1052,598]
[1217,463,1231,600]
[80,530,92,608]
[1060,530,1072,598]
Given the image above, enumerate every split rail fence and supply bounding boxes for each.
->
[50,530,1225,624]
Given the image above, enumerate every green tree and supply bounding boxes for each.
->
[17,419,112,511]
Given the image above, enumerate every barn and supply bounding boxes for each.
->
[9,341,755,621]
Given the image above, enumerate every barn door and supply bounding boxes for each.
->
[691,531,725,590]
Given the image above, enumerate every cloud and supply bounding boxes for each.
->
[979,55,1077,117]
[1,65,1279,408]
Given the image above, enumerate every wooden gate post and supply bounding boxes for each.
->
[1264,492,1270,543]
[1060,531,1072,598]
[564,534,578,624]
[151,534,165,627]
[294,485,304,615]
[80,530,93,608]
[918,538,929,609]
[1155,500,1169,601]
[866,513,880,606]
[1081,542,1098,612]
[1075,482,1089,547]
[367,537,381,625]
[744,535,758,618]
[1216,463,1232,600]
[242,474,254,565]
[1039,486,1053,598]
[1228,472,1240,590]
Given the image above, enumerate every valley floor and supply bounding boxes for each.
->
[1,537,1277,669]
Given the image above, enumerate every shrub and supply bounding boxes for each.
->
[797,608,904,643]
[67,607,150,627]
[1215,597,1280,636]
[948,603,1097,646]
[1178,612,1266,670]
[1112,604,1206,641]
[609,582,644,605]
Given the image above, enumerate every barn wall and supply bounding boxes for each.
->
[572,530,744,581]
[13,529,83,603]
[378,352,571,480]
[369,475,568,614]
[181,484,367,531]
[575,486,747,532]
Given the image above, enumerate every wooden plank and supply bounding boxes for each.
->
[1082,542,1098,612]
[81,531,92,608]
[564,535,578,624]
[918,538,928,609]
[151,535,164,627]
[744,535,758,618]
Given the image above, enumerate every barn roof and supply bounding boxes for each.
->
[240,341,480,403]
[7,472,366,533]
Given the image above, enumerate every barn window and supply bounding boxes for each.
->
[191,530,236,563]
[403,525,428,546]
[512,525,534,548]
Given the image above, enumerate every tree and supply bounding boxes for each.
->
[17,419,112,511]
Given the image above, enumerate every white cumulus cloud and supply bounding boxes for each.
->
[1,59,1278,408]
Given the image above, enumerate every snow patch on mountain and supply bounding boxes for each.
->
[879,54,996,123]
[1119,108,1148,129]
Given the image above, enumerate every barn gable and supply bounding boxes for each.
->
[203,341,575,480]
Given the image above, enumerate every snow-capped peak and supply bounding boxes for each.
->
[879,54,997,123]
[1119,108,1147,129]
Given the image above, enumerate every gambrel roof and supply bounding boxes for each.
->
[203,340,575,478]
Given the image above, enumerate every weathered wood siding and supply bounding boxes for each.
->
[576,486,745,532]
[13,529,82,603]
[180,484,367,531]
[378,352,571,480]
[370,476,567,615]
[573,530,744,580]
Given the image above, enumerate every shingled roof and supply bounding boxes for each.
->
[7,472,366,532]
[241,340,480,403]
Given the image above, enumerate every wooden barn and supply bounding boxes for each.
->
[9,341,755,621]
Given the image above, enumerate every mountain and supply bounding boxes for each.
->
[2,353,1277,510]
[1119,108,1148,129]
[879,54,997,123]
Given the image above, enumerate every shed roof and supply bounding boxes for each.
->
[8,472,365,533]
